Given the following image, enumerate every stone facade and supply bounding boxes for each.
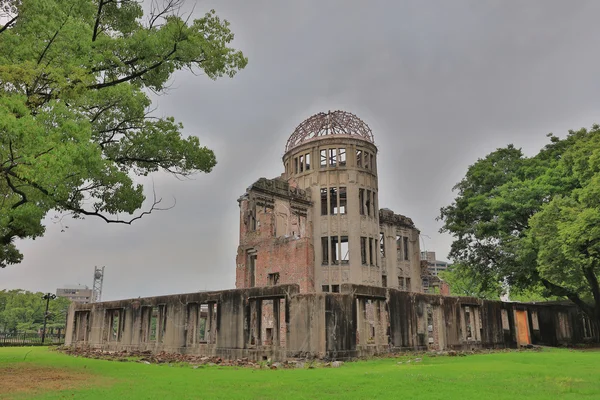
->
[65,284,599,361]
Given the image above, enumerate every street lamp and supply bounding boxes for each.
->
[41,293,56,344]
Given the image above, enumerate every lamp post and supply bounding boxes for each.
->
[41,293,56,344]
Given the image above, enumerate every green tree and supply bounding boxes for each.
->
[0,0,247,266]
[438,264,501,299]
[440,126,600,323]
[0,289,70,332]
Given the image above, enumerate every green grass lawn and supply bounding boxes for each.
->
[1,347,599,399]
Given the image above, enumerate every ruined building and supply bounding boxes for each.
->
[65,111,599,360]
[236,111,422,294]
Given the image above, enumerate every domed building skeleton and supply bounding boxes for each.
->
[236,111,423,293]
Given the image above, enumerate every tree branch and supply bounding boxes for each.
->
[92,0,110,42]
[0,14,18,35]
[88,46,177,90]
[540,278,596,318]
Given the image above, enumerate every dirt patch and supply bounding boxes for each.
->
[0,364,100,398]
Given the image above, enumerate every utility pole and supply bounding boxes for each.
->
[41,293,56,344]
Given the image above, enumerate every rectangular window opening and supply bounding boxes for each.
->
[331,285,340,293]
[380,232,385,258]
[406,277,412,292]
[340,236,349,264]
[322,285,329,292]
[331,236,339,265]
[149,306,159,341]
[329,148,337,167]
[364,152,370,169]
[294,157,298,174]
[320,149,327,168]
[359,189,365,215]
[368,237,374,265]
[299,155,304,173]
[198,304,208,342]
[403,237,409,260]
[396,235,402,260]
[321,188,328,216]
[321,237,329,265]
[356,149,363,168]
[305,153,311,170]
[248,253,257,287]
[338,148,346,166]
[330,187,338,215]
[399,277,405,290]
[366,190,371,216]
[267,272,280,286]
[382,275,387,287]
[339,187,347,214]
[360,237,367,265]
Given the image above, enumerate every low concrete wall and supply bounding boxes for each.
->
[65,284,598,361]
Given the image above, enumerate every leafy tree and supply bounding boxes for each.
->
[0,0,247,266]
[0,289,71,332]
[440,126,600,323]
[438,264,501,299]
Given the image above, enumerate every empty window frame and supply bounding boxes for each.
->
[248,253,257,287]
[299,155,304,173]
[305,153,311,170]
[338,148,346,166]
[267,272,280,286]
[396,235,402,259]
[356,149,363,168]
[369,153,374,170]
[320,149,327,168]
[329,148,337,167]
[322,285,330,292]
[372,191,377,214]
[294,157,298,174]
[149,306,159,341]
[399,277,405,290]
[382,275,387,287]
[331,236,339,265]
[360,237,367,265]
[321,188,328,216]
[339,187,347,214]
[107,309,123,342]
[368,237,374,265]
[364,152,370,169]
[366,190,372,216]
[359,189,365,215]
[403,237,409,260]
[340,236,349,264]
[331,285,340,293]
[406,277,412,291]
[330,187,338,215]
[321,237,329,265]
[380,232,385,258]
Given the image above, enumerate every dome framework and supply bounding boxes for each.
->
[285,110,374,153]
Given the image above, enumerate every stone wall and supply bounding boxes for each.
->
[65,284,599,361]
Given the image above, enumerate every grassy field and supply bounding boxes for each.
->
[1,347,599,399]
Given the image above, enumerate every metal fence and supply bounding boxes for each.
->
[0,331,65,347]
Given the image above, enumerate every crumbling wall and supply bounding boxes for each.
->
[65,284,597,361]
[236,178,314,293]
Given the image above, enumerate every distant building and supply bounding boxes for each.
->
[56,285,93,304]
[420,251,451,276]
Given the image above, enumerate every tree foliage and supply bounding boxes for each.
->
[440,126,600,322]
[0,0,247,266]
[0,289,71,332]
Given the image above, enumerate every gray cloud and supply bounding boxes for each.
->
[4,0,600,300]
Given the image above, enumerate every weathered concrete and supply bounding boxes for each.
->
[65,284,598,361]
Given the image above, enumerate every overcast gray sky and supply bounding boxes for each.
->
[4,0,600,300]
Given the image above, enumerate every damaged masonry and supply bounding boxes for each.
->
[65,111,599,360]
